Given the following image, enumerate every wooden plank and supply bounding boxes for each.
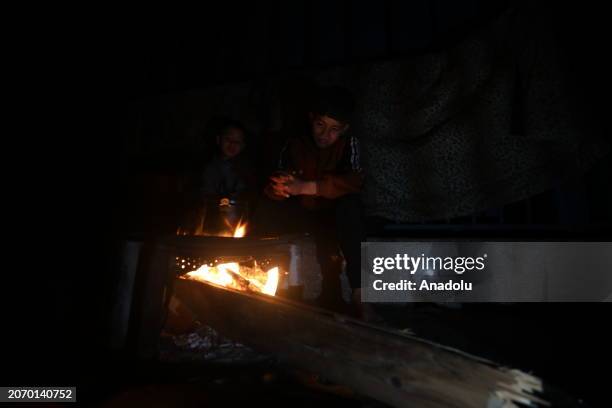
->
[109,240,143,350]
[174,278,550,408]
[129,241,174,359]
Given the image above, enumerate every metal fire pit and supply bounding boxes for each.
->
[111,234,581,408]
[119,234,309,359]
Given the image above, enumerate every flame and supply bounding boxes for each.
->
[233,220,247,238]
[184,261,279,296]
[261,267,279,295]
[177,218,247,237]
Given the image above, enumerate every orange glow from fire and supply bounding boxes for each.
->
[262,267,279,295]
[233,220,247,238]
[177,218,248,238]
[183,262,279,296]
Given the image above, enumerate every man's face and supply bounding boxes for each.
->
[310,114,349,148]
[219,127,245,159]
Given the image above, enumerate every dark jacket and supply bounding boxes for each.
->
[265,130,364,209]
[201,154,257,199]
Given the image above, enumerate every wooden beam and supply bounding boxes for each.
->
[174,278,550,408]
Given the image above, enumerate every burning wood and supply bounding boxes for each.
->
[183,261,279,296]
[175,213,282,295]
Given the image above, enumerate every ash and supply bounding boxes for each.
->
[160,325,272,364]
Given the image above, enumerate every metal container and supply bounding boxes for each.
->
[187,197,249,237]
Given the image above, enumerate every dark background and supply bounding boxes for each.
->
[13,0,611,406]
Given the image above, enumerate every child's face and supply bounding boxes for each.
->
[309,114,348,148]
[219,127,245,159]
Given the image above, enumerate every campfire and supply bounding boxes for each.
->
[176,219,282,296]
[126,228,554,408]
[182,261,279,296]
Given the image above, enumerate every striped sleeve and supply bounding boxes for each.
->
[338,135,362,172]
[348,135,362,171]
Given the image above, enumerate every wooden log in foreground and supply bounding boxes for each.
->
[174,278,549,408]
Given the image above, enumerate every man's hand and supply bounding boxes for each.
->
[269,180,291,198]
[267,173,293,198]
[270,173,293,185]
[267,173,317,197]
[285,177,317,196]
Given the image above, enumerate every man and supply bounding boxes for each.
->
[263,85,366,313]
